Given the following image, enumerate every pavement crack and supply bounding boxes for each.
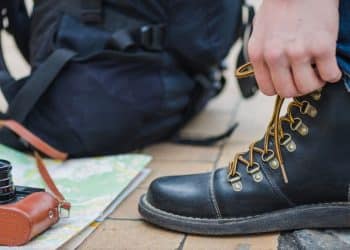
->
[176,234,187,250]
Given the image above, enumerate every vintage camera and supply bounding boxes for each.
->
[0,159,44,204]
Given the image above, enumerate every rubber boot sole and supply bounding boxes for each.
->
[139,195,350,235]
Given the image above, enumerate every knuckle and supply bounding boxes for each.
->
[286,46,307,62]
[248,41,262,63]
[311,41,333,58]
[264,47,284,65]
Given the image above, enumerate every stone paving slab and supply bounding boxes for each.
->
[109,188,147,220]
[279,230,350,250]
[78,220,185,250]
[183,234,278,250]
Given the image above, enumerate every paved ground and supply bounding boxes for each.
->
[3,1,350,248]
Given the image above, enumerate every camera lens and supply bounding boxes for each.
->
[0,171,10,179]
[0,184,14,195]
[0,160,11,171]
[0,177,12,187]
[0,160,15,204]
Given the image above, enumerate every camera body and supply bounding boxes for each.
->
[0,160,44,205]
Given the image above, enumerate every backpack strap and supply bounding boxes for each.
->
[170,65,238,146]
[7,49,76,123]
[236,0,258,99]
[81,0,103,24]
[173,123,238,146]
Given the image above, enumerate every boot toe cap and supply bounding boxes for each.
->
[146,173,217,218]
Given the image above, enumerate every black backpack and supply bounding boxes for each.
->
[0,0,255,157]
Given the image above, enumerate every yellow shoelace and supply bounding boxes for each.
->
[228,63,320,184]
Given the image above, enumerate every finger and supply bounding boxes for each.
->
[291,62,325,95]
[315,53,342,83]
[265,51,299,98]
[254,61,276,96]
[248,40,276,96]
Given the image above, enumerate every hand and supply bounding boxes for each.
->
[248,0,341,97]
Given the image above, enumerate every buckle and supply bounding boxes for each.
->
[140,25,165,51]
[58,202,71,219]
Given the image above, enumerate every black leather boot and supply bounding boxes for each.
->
[139,64,350,235]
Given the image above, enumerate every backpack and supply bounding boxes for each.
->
[0,0,254,157]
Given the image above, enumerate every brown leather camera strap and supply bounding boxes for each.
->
[34,151,71,210]
[0,120,67,160]
[0,120,71,211]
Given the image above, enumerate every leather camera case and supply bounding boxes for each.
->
[0,192,60,246]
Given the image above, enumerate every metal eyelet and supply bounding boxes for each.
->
[246,162,264,183]
[300,101,318,118]
[227,172,243,192]
[311,91,321,101]
[261,150,280,170]
[280,133,297,152]
[48,209,55,220]
[290,117,309,136]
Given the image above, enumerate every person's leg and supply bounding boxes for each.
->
[138,0,350,235]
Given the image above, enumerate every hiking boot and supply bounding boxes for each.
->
[139,63,350,235]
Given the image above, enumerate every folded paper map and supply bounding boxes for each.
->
[0,144,151,249]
